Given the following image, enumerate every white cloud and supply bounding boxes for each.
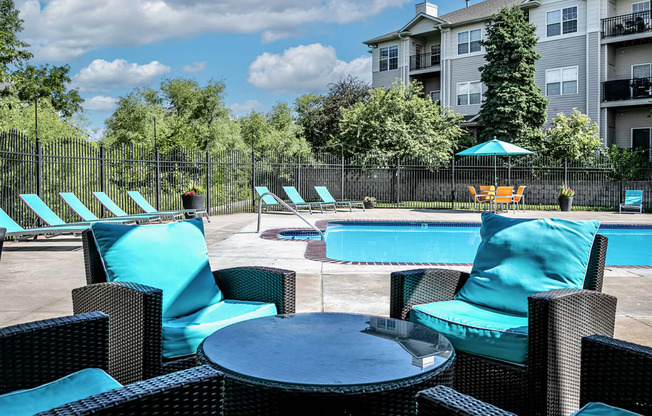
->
[228,100,263,116]
[15,0,410,61]
[248,43,371,93]
[72,59,170,92]
[182,61,207,73]
[84,95,118,112]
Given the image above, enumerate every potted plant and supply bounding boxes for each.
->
[363,196,377,209]
[182,183,206,211]
[558,184,575,211]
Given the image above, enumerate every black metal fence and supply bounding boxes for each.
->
[1,129,651,228]
[601,10,651,38]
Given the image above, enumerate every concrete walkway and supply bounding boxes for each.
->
[1,209,651,346]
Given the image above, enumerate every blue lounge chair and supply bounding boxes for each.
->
[255,186,281,212]
[20,194,131,227]
[0,207,88,239]
[127,191,209,222]
[59,192,153,224]
[92,192,164,222]
[619,190,643,214]
[283,186,335,214]
[314,186,365,212]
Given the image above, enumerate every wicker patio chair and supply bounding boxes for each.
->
[0,227,5,262]
[390,234,615,416]
[0,312,224,415]
[72,227,296,385]
[416,335,651,416]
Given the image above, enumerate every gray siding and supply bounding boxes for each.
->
[614,44,652,79]
[614,107,652,148]
[535,35,588,124]
[448,54,485,115]
[372,69,401,89]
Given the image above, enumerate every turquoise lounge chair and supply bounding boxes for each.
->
[619,190,643,214]
[314,186,365,212]
[19,194,131,227]
[127,191,209,222]
[92,192,164,222]
[0,207,88,239]
[283,186,335,214]
[255,186,281,212]
[59,192,153,224]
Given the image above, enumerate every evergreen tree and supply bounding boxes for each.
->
[479,6,548,149]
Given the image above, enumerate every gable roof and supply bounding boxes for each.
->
[438,0,529,25]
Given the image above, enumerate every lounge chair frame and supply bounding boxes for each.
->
[127,191,210,222]
[314,186,365,212]
[390,235,615,416]
[92,192,163,222]
[619,190,643,214]
[283,186,335,214]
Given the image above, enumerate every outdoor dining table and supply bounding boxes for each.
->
[198,312,455,416]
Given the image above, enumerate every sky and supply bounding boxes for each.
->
[14,0,483,136]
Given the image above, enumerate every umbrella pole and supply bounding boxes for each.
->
[494,155,497,189]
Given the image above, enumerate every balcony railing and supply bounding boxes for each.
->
[603,77,652,101]
[409,52,441,71]
[602,10,651,38]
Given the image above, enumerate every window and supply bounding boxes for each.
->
[379,45,398,72]
[632,63,652,79]
[457,81,482,105]
[547,6,577,37]
[457,29,481,55]
[632,128,651,160]
[429,90,441,103]
[633,1,650,13]
[546,67,578,96]
[430,44,441,65]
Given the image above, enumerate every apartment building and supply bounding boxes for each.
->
[363,0,652,154]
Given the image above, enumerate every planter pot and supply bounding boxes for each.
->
[558,196,573,212]
[181,194,206,211]
[363,201,377,209]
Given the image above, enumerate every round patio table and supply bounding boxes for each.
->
[197,312,455,416]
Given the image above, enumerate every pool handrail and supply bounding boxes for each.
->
[256,191,324,241]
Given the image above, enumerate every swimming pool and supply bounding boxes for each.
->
[278,221,652,267]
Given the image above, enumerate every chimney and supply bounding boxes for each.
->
[466,0,469,7]
[415,1,438,17]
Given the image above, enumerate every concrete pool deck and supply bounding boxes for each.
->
[1,208,651,346]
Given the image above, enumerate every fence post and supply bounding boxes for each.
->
[341,148,345,201]
[155,149,161,211]
[251,151,256,212]
[206,151,211,216]
[451,157,455,210]
[564,158,568,184]
[396,157,401,209]
[297,154,301,192]
[100,145,106,218]
[35,138,42,199]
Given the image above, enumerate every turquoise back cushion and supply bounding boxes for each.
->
[456,213,599,315]
[0,368,121,416]
[572,402,643,416]
[91,218,223,318]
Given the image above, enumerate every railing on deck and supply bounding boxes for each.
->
[602,10,651,38]
[409,52,441,71]
[603,77,652,101]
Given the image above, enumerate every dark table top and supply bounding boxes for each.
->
[199,313,453,389]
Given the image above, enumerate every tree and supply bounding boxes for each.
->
[0,96,87,141]
[0,0,83,117]
[239,103,309,156]
[545,110,602,161]
[606,145,646,181]
[338,81,465,166]
[479,6,548,150]
[295,76,369,149]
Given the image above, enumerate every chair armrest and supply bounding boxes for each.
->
[528,289,617,416]
[390,268,469,320]
[213,266,296,314]
[72,282,164,384]
[580,335,652,414]
[417,385,518,416]
[36,365,225,416]
[0,312,109,394]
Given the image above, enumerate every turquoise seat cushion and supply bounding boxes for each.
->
[572,402,643,416]
[456,212,599,314]
[91,218,222,318]
[162,299,278,358]
[410,300,529,365]
[0,368,121,416]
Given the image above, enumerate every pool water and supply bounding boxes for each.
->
[278,222,652,267]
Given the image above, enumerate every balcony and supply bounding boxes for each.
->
[602,11,651,41]
[602,77,652,107]
[409,52,441,73]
